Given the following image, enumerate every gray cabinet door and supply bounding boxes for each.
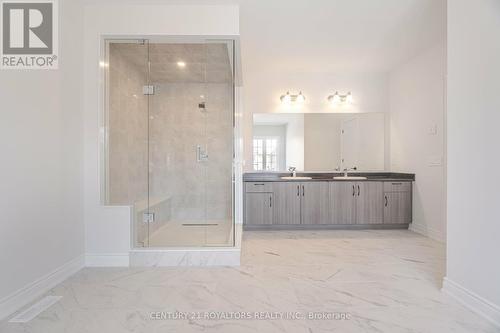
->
[356,182,384,224]
[245,192,273,225]
[301,182,330,224]
[273,182,301,225]
[330,182,357,224]
[384,192,412,224]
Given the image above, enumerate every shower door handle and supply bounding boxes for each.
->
[197,145,209,162]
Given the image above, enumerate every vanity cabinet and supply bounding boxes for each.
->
[273,182,301,225]
[383,182,412,224]
[330,181,383,224]
[357,182,384,224]
[301,182,330,224]
[330,182,356,224]
[273,181,330,225]
[244,179,412,228]
[246,181,330,225]
[245,192,273,225]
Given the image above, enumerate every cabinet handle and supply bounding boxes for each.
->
[297,185,300,196]
[254,183,265,186]
[352,185,355,196]
[302,185,305,196]
[385,195,388,207]
[392,182,402,185]
[270,195,272,207]
[357,185,360,196]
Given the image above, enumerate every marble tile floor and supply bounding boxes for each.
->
[1,230,498,333]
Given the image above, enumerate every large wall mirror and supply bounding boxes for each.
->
[253,113,386,172]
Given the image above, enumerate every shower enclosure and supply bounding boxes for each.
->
[103,38,235,248]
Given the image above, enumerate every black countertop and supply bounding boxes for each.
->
[243,172,415,182]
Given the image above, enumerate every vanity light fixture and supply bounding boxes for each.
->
[177,61,186,68]
[280,91,305,104]
[328,91,353,104]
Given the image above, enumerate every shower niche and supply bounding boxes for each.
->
[103,39,235,248]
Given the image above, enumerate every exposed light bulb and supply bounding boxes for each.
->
[328,91,353,105]
[333,92,341,104]
[177,61,186,68]
[296,91,305,103]
[281,91,291,104]
[346,92,353,103]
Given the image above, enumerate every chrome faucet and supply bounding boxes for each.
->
[288,166,297,178]
[343,166,357,177]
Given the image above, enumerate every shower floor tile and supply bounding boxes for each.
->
[147,219,234,247]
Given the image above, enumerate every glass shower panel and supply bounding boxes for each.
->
[204,40,235,246]
[105,39,150,248]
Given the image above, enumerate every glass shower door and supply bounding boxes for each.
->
[147,42,211,247]
[146,41,235,247]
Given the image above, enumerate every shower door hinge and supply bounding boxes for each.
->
[143,85,155,95]
[143,212,155,223]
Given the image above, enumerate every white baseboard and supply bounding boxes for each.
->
[85,253,130,267]
[0,254,84,321]
[442,277,500,328]
[409,222,445,243]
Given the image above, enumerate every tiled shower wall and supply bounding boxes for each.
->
[108,49,233,223]
[149,83,233,221]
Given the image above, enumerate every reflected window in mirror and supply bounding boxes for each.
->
[253,137,281,171]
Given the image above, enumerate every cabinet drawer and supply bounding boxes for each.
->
[245,182,273,193]
[383,181,411,193]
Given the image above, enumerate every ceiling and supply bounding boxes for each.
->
[237,0,446,74]
[111,43,232,83]
[101,0,446,74]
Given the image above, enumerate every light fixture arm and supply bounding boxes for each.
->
[280,91,305,103]
[327,91,352,103]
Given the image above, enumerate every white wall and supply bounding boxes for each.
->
[389,43,446,242]
[83,4,239,263]
[0,0,85,318]
[445,0,500,325]
[355,113,386,171]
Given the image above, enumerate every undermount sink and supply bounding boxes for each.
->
[333,176,368,180]
[280,176,313,180]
